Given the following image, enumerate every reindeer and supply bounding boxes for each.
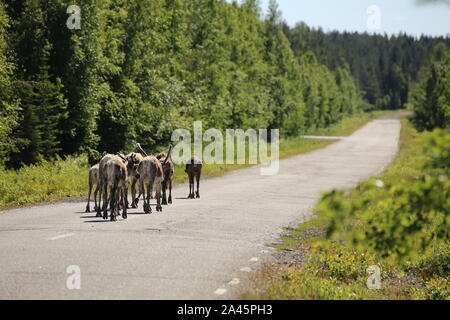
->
[155,145,174,205]
[185,156,202,199]
[85,164,100,213]
[136,144,164,214]
[101,157,128,221]
[126,152,144,208]
[96,153,128,217]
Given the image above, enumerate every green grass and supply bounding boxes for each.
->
[0,111,390,210]
[241,117,449,300]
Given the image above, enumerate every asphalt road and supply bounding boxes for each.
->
[0,114,403,299]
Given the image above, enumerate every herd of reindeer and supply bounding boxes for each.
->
[85,143,203,221]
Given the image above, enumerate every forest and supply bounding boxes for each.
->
[0,0,448,170]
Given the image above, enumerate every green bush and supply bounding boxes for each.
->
[317,128,450,263]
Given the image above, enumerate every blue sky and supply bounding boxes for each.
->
[254,0,450,37]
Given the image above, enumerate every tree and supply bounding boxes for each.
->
[0,2,19,167]
[5,0,68,167]
[410,46,450,131]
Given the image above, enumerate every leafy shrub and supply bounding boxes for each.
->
[422,128,450,171]
[317,128,450,263]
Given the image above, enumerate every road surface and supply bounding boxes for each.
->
[0,114,403,299]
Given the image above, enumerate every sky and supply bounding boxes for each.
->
[255,0,450,37]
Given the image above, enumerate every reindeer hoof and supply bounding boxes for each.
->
[168,198,172,204]
[85,207,90,213]
[123,212,127,219]
[196,194,200,199]
[162,199,167,205]
[156,205,162,212]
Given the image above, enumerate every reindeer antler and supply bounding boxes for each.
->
[136,143,149,157]
[163,144,173,165]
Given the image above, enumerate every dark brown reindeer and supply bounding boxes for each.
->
[185,156,202,199]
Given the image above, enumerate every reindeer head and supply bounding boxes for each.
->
[126,153,141,175]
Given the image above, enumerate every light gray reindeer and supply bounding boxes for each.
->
[136,144,167,213]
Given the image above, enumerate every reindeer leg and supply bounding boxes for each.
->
[148,179,154,213]
[102,183,108,220]
[196,173,201,199]
[131,178,137,208]
[85,182,92,213]
[156,180,162,212]
[141,181,147,213]
[161,180,168,205]
[144,182,152,214]
[135,181,143,208]
[188,175,194,199]
[122,186,128,219]
[94,184,99,211]
[168,178,172,204]
[110,186,117,222]
[97,182,103,217]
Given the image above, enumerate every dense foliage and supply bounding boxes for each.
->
[409,43,450,130]
[0,0,446,169]
[0,0,366,168]
[284,23,449,110]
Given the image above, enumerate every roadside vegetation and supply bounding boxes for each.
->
[0,111,387,210]
[242,40,449,301]
[241,118,449,300]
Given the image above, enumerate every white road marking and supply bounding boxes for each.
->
[250,257,258,262]
[228,278,240,286]
[49,233,75,241]
[214,288,227,295]
[240,267,251,273]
